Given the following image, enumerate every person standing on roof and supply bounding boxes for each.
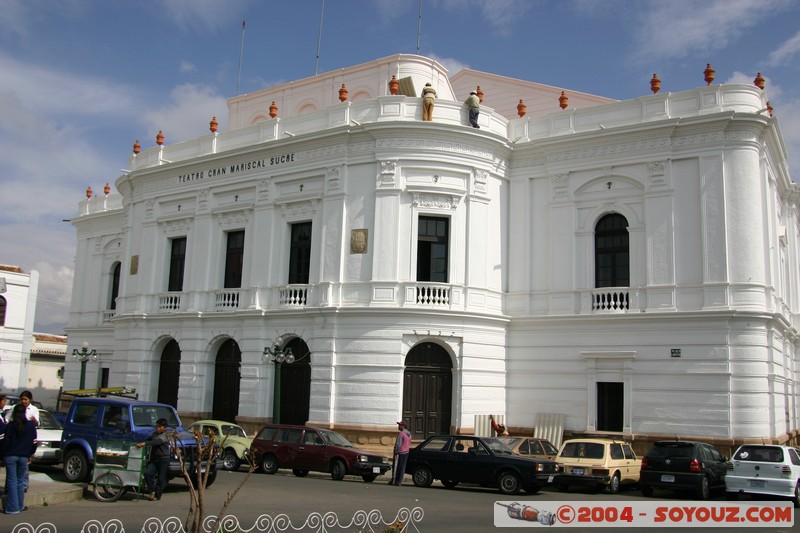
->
[465,91,480,128]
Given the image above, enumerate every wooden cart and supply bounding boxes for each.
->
[92,440,147,502]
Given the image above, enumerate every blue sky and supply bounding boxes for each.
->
[2,0,799,333]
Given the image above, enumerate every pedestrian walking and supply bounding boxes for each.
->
[1,403,36,514]
[465,91,480,128]
[136,418,171,500]
[390,421,412,486]
[421,82,437,121]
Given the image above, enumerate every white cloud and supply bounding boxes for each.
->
[767,31,800,68]
[141,84,228,143]
[180,61,198,74]
[630,0,792,64]
[162,0,250,33]
[428,54,470,75]
[435,0,532,36]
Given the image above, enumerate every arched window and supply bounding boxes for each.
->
[0,295,6,325]
[595,214,629,288]
[109,262,121,310]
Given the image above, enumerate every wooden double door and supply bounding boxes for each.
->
[402,342,453,440]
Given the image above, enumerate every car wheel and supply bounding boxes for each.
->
[64,449,89,482]
[362,474,378,483]
[292,469,309,477]
[697,476,711,500]
[261,453,278,474]
[441,479,459,488]
[204,469,217,488]
[222,449,241,471]
[523,484,541,494]
[412,466,434,488]
[498,471,521,495]
[330,459,346,481]
[640,484,654,497]
[793,482,800,508]
[605,472,620,495]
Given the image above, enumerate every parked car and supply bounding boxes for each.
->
[59,396,218,487]
[250,424,391,482]
[497,436,559,461]
[725,444,800,506]
[555,438,640,494]
[32,409,63,465]
[1,394,45,415]
[406,435,558,495]
[639,440,728,499]
[187,419,253,471]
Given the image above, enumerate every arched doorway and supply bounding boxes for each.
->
[212,339,241,422]
[157,339,181,408]
[276,337,311,425]
[403,342,453,440]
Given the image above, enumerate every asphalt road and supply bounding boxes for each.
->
[2,466,798,532]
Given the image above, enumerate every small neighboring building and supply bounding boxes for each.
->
[0,264,39,392]
[28,333,67,409]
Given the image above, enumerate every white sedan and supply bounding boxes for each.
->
[725,444,800,506]
[32,410,64,465]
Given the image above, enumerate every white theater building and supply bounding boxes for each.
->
[66,54,800,451]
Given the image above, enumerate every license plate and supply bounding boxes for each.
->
[572,467,584,475]
[661,474,675,483]
[749,479,765,488]
[547,475,555,483]
[373,467,380,474]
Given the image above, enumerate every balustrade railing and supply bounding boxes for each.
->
[158,293,182,312]
[280,285,309,307]
[591,288,629,312]
[416,283,451,306]
[214,289,241,310]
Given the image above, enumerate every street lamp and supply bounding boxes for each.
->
[72,341,98,390]
[264,343,294,424]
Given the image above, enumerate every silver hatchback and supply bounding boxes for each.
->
[725,444,800,507]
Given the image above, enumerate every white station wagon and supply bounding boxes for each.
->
[725,444,800,507]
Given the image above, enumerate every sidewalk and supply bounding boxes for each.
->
[0,469,85,509]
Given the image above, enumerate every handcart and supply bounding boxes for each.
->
[92,440,147,502]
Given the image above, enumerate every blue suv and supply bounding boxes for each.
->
[60,396,217,487]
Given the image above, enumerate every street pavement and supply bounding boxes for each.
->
[2,466,799,532]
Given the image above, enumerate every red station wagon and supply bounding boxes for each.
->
[250,424,391,482]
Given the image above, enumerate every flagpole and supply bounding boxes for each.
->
[315,0,325,75]
[237,19,246,95]
[416,0,422,54]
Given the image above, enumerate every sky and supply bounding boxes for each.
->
[2,0,799,334]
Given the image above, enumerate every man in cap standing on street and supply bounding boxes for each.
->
[390,420,412,485]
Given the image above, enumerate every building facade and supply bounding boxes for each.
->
[66,55,799,450]
[0,264,39,393]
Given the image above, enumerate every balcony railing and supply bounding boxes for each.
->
[415,283,451,306]
[280,285,309,307]
[591,288,629,312]
[102,310,116,323]
[214,289,241,311]
[158,293,182,312]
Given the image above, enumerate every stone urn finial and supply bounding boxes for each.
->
[704,63,715,85]
[85,186,93,199]
[156,130,164,146]
[209,116,218,133]
[388,75,399,95]
[339,83,348,102]
[476,86,484,103]
[517,99,527,117]
[650,73,661,94]
[754,72,765,90]
[133,139,141,155]
[104,182,110,196]
[269,101,278,118]
[559,91,568,110]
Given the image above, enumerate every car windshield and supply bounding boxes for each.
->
[648,443,694,458]
[38,410,62,430]
[734,446,784,462]
[560,442,605,459]
[320,429,354,448]
[541,441,559,455]
[222,424,246,437]
[131,405,181,428]
[483,437,515,455]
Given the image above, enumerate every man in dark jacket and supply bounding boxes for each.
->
[136,418,170,500]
